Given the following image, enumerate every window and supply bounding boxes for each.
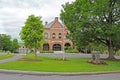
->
[43,44,49,51]
[53,44,61,51]
[58,33,62,39]
[44,33,48,39]
[52,33,55,39]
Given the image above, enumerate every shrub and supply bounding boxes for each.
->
[40,50,54,53]
[0,50,3,52]
[65,46,79,53]
[65,49,79,53]
[116,50,120,56]
[13,51,19,54]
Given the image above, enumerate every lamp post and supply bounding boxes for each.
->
[62,24,67,61]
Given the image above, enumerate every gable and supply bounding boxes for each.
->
[51,21,63,28]
[44,17,64,29]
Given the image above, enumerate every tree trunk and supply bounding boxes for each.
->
[85,48,87,54]
[107,38,115,60]
[108,46,115,59]
[34,41,37,60]
[62,44,65,61]
[34,48,37,60]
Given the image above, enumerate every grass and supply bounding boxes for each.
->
[0,54,14,60]
[0,54,119,72]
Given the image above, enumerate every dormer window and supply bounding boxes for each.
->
[58,33,62,39]
[44,33,48,39]
[52,33,56,39]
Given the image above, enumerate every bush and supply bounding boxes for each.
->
[116,50,120,56]
[40,50,54,53]
[102,50,108,54]
[13,51,19,54]
[65,49,79,53]
[0,50,3,52]
[78,48,91,53]
[65,46,79,53]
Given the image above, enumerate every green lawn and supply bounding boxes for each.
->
[0,54,14,60]
[0,54,119,72]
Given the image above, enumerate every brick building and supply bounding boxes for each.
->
[42,17,72,51]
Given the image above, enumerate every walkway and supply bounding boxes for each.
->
[38,53,120,59]
[0,54,23,64]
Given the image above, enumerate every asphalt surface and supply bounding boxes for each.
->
[38,53,120,59]
[0,54,23,64]
[0,73,120,80]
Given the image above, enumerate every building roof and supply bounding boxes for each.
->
[44,21,54,28]
[44,17,64,28]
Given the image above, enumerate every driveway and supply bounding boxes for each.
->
[38,53,120,59]
[0,54,23,64]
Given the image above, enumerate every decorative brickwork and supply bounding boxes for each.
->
[42,17,72,51]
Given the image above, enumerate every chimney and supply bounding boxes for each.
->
[45,21,48,25]
[55,17,58,22]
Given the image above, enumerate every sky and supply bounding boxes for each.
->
[0,0,75,41]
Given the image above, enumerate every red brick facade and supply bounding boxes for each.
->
[42,17,72,51]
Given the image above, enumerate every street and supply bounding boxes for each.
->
[0,73,120,80]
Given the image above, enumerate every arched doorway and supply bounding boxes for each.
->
[53,44,61,51]
[64,43,71,50]
[43,44,49,51]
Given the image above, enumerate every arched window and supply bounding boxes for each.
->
[53,44,61,51]
[44,33,48,39]
[52,33,56,39]
[58,33,62,39]
[43,44,49,51]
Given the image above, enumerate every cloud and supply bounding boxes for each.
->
[0,0,75,41]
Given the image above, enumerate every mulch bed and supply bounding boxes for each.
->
[18,58,42,62]
[87,60,108,65]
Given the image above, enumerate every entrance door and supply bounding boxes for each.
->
[53,44,61,51]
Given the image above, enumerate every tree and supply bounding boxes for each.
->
[11,39,19,53]
[60,0,120,59]
[0,34,2,50]
[1,34,12,52]
[20,15,44,59]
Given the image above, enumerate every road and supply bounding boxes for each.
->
[0,73,120,80]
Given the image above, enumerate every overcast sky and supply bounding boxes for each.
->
[0,0,75,41]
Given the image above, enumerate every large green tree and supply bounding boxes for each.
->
[1,34,12,52]
[20,15,44,58]
[60,0,120,59]
[0,34,2,50]
[11,39,19,53]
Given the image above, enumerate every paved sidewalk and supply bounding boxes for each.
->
[0,54,23,64]
[38,53,120,59]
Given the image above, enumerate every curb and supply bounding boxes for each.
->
[0,69,120,76]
